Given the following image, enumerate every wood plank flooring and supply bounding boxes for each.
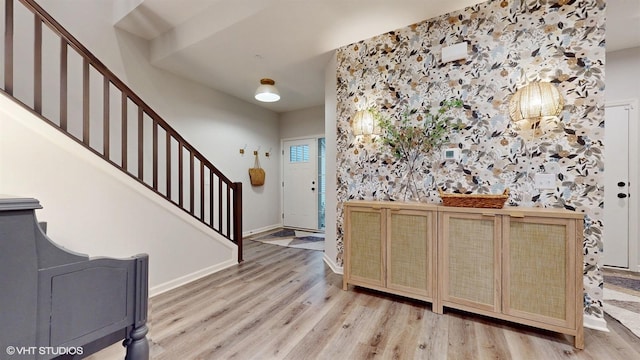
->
[88,240,640,359]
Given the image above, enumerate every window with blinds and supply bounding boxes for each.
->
[289,144,310,163]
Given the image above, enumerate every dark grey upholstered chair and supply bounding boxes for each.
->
[0,196,149,360]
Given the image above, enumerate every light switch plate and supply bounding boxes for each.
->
[534,173,555,189]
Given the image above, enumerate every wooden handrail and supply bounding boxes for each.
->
[3,0,243,262]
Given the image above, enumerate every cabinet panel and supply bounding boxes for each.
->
[346,207,384,287]
[503,217,576,328]
[441,213,501,312]
[387,210,433,297]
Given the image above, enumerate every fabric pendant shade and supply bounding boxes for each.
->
[509,81,563,122]
[352,109,380,136]
[509,81,563,137]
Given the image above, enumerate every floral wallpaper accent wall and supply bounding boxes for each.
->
[335,0,606,318]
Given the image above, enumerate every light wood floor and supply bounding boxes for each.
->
[89,240,640,360]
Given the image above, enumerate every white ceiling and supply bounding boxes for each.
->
[115,0,640,113]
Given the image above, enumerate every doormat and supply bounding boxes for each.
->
[603,272,640,338]
[604,275,640,291]
[248,228,324,251]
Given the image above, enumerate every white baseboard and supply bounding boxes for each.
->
[323,253,343,275]
[603,265,640,273]
[584,313,609,332]
[149,259,238,297]
[243,224,282,237]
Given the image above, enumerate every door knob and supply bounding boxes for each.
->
[618,193,628,199]
[618,182,626,187]
[311,187,316,191]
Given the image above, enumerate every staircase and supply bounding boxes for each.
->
[1,0,243,261]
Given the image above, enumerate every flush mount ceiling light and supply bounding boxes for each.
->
[254,78,280,102]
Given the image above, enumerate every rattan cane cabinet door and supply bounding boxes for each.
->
[386,209,436,300]
[344,204,385,289]
[502,215,577,329]
[439,210,501,313]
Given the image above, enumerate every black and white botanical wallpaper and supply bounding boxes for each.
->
[335,0,605,318]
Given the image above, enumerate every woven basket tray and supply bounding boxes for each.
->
[438,188,509,209]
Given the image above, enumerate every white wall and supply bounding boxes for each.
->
[606,47,640,103]
[323,52,340,273]
[605,46,640,270]
[36,0,282,233]
[279,105,325,139]
[0,94,236,296]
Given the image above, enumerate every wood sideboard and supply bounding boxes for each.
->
[342,200,584,349]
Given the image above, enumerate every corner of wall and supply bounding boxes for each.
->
[323,253,343,275]
[584,313,609,332]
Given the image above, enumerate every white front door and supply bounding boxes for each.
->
[603,104,630,268]
[283,138,318,230]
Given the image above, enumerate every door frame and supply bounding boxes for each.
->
[280,134,325,231]
[605,99,639,272]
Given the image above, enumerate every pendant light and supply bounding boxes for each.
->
[254,78,280,102]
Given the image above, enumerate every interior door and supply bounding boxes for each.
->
[283,138,318,230]
[603,104,630,268]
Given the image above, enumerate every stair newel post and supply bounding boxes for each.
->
[5,0,13,95]
[233,181,243,262]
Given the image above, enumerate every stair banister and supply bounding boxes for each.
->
[2,0,243,261]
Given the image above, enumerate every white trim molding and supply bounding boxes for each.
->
[243,224,282,237]
[606,99,639,272]
[149,259,238,297]
[584,313,609,332]
[323,253,343,275]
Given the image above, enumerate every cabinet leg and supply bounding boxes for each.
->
[574,328,584,349]
[433,301,443,315]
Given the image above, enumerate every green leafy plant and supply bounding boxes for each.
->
[370,99,464,200]
[373,99,464,160]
